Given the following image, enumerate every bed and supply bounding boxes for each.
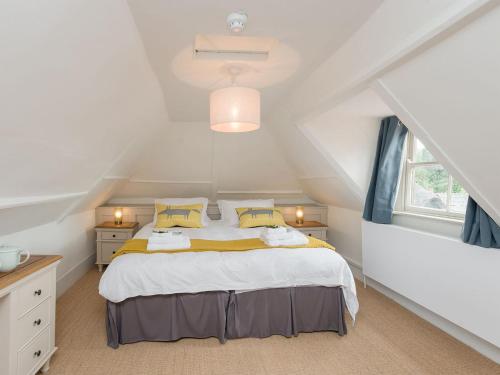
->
[99,221,358,348]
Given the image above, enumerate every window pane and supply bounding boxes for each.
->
[449,178,468,214]
[411,165,448,210]
[413,138,436,162]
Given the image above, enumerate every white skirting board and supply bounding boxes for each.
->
[346,257,500,363]
[363,275,500,364]
[56,253,96,298]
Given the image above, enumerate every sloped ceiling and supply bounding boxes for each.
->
[374,3,500,222]
[126,0,383,121]
[265,89,392,210]
[301,89,393,196]
[275,0,479,122]
[1,0,499,235]
[262,0,500,218]
[0,0,167,233]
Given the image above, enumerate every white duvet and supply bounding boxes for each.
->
[98,221,359,319]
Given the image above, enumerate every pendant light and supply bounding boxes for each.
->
[210,86,260,132]
[209,12,260,133]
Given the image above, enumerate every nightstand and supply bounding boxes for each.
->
[285,221,328,241]
[95,222,138,272]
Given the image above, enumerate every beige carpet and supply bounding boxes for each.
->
[48,268,498,375]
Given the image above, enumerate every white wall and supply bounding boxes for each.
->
[304,115,378,195]
[301,89,392,196]
[266,108,350,206]
[362,221,500,358]
[327,209,464,271]
[111,121,305,202]
[327,206,363,267]
[266,90,386,211]
[0,210,95,297]
[392,214,463,239]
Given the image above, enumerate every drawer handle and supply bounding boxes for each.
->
[34,289,42,296]
[33,318,42,326]
[34,350,42,358]
[112,234,116,237]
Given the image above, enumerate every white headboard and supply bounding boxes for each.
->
[95,203,327,228]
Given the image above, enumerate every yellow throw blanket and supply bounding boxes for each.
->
[112,237,335,259]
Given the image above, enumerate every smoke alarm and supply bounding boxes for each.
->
[227,11,248,33]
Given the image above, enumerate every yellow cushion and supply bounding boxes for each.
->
[236,207,286,228]
[155,203,203,228]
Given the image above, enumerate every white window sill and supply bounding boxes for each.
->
[393,210,464,225]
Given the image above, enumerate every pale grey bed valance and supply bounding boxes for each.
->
[106,286,346,348]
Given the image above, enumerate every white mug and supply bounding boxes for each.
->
[0,245,30,272]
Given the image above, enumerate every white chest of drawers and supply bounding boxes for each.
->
[0,255,61,375]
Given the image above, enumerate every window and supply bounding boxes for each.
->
[400,133,468,219]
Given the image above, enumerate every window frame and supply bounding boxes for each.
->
[400,133,466,221]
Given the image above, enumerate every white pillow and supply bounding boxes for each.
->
[217,199,274,226]
[154,197,210,226]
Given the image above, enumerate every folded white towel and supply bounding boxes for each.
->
[148,232,189,246]
[147,236,191,251]
[148,239,179,246]
[261,227,290,240]
[261,231,308,247]
[262,231,295,241]
[151,228,183,235]
[261,227,301,239]
[150,232,174,239]
[264,237,309,247]
[148,235,187,244]
[263,227,287,236]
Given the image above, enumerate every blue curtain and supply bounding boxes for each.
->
[462,197,500,248]
[363,116,408,224]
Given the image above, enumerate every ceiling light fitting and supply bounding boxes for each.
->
[227,11,247,33]
[210,86,260,133]
[208,11,261,133]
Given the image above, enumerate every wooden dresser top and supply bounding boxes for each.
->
[0,255,62,291]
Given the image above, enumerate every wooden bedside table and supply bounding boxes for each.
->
[285,221,328,240]
[95,222,138,272]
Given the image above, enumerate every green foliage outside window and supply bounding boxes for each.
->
[409,135,468,214]
[414,167,448,193]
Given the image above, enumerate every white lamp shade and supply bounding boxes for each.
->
[210,86,260,132]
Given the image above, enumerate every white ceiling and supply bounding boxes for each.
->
[127,0,383,121]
